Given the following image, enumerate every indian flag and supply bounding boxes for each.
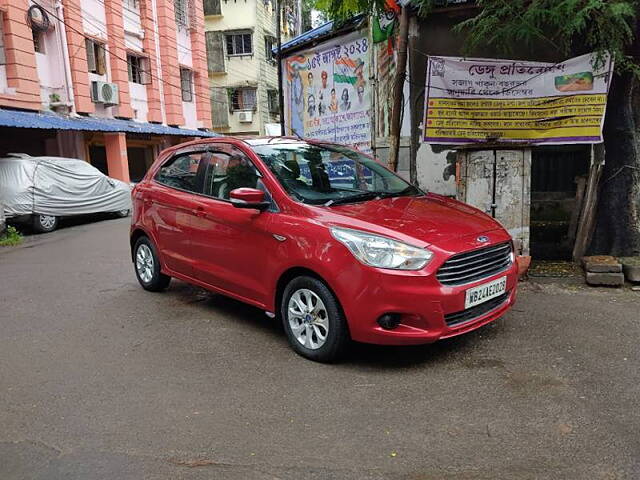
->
[334,57,357,85]
[286,55,308,79]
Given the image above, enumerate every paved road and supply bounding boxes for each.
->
[1,218,639,479]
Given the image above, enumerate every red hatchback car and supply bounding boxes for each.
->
[130,137,518,362]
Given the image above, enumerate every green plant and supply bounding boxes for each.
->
[0,225,23,247]
[49,93,61,103]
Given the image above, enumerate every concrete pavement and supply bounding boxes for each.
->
[0,217,638,479]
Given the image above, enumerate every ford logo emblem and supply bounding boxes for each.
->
[477,236,489,243]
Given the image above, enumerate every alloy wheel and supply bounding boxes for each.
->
[287,288,329,350]
[39,215,56,230]
[136,244,154,283]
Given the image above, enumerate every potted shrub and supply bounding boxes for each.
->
[49,93,71,114]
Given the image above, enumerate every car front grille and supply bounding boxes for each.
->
[444,291,510,327]
[436,242,513,286]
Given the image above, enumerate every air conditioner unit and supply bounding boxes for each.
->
[238,111,253,123]
[91,81,120,106]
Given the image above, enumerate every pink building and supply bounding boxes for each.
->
[0,0,213,182]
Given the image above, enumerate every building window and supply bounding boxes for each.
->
[203,0,221,16]
[85,38,107,75]
[180,68,193,102]
[268,89,279,114]
[230,87,256,111]
[124,0,139,9]
[32,30,45,53]
[174,0,189,27]
[225,33,252,56]
[127,54,151,84]
[264,36,275,63]
[0,12,5,65]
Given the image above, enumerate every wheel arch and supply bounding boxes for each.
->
[274,267,347,327]
[130,228,149,262]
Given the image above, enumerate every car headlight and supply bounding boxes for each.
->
[330,226,433,270]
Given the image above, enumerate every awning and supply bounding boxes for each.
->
[274,14,366,55]
[0,108,219,137]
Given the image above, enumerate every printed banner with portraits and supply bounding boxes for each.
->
[282,31,371,152]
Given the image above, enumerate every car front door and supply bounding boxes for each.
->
[188,144,275,307]
[149,150,208,278]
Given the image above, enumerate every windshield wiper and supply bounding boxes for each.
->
[376,186,422,199]
[324,191,380,206]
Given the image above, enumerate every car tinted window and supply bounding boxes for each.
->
[202,150,260,200]
[155,152,208,194]
[155,147,261,200]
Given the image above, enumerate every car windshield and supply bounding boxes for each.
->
[251,141,422,205]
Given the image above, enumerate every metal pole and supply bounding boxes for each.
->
[277,0,285,135]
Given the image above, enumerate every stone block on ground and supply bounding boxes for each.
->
[585,271,624,287]
[618,257,640,283]
[582,255,622,273]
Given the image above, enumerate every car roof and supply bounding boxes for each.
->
[243,137,307,147]
[183,136,339,148]
[0,154,85,163]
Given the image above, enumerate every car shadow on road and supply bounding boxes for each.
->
[341,329,499,369]
[13,213,125,236]
[167,281,506,369]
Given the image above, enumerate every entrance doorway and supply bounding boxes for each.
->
[127,146,154,182]
[530,145,590,260]
[89,145,108,176]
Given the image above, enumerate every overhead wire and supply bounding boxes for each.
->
[57,0,278,115]
[34,0,232,109]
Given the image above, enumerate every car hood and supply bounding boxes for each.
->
[310,193,504,247]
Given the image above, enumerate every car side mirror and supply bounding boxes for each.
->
[229,188,271,211]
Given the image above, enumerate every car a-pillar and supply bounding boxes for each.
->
[104,132,131,183]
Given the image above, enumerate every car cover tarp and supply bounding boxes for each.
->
[0,157,131,217]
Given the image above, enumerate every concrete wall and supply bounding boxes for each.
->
[0,0,43,110]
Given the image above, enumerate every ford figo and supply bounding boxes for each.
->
[130,138,518,362]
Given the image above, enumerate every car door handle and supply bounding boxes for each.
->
[194,206,205,217]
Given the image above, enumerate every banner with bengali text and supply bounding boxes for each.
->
[283,31,371,152]
[423,53,613,145]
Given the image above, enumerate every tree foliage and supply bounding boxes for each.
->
[451,0,638,71]
[315,0,387,21]
[317,0,637,71]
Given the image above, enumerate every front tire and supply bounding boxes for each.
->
[134,236,171,292]
[32,214,58,233]
[281,276,350,362]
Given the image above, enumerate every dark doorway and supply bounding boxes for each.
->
[0,128,55,157]
[89,145,108,175]
[127,146,153,182]
[530,145,590,260]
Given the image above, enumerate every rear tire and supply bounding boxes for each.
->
[32,214,58,233]
[281,276,350,363]
[133,236,171,292]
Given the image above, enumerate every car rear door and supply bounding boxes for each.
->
[188,144,275,307]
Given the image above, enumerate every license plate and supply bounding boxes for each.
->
[465,276,507,309]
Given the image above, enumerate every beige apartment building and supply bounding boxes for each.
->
[203,0,300,135]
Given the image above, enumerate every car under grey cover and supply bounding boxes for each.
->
[0,155,131,218]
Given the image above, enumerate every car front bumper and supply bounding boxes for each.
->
[336,257,519,346]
